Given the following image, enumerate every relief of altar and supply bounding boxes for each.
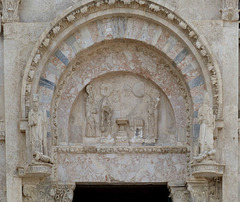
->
[68,72,176,146]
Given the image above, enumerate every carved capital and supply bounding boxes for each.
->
[187,178,208,202]
[168,183,190,202]
[23,182,76,202]
[39,183,75,202]
[221,0,239,21]
[2,0,20,23]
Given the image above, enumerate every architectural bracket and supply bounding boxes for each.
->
[191,162,224,177]
[17,163,52,178]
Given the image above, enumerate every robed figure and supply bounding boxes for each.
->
[198,93,215,153]
[28,94,51,163]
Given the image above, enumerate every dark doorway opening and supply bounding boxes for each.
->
[72,184,172,202]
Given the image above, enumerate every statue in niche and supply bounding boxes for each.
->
[28,94,52,164]
[100,83,114,143]
[85,85,97,137]
[193,92,216,163]
[146,89,160,143]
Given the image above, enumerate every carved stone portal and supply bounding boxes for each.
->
[69,72,176,146]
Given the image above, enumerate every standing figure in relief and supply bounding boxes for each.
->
[146,90,160,143]
[193,92,216,163]
[198,93,215,153]
[28,94,51,163]
[85,85,97,137]
[100,97,113,134]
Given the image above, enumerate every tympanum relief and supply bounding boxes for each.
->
[69,72,176,146]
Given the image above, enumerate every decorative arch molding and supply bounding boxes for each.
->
[21,0,222,123]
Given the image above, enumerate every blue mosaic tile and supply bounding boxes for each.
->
[194,123,200,138]
[39,77,56,90]
[188,75,204,89]
[55,49,69,66]
[173,48,189,64]
[193,111,198,118]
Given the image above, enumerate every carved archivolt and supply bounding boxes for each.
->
[21,0,222,121]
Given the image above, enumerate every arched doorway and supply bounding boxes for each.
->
[20,1,223,201]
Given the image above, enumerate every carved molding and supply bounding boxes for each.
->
[21,0,223,122]
[221,0,239,21]
[2,0,20,23]
[53,145,189,154]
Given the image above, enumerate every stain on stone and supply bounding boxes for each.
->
[188,75,204,89]
[39,77,56,90]
[173,48,189,64]
[55,49,69,66]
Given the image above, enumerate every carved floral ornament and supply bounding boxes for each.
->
[21,0,223,120]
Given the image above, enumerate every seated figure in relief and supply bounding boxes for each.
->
[193,92,216,163]
[28,94,52,164]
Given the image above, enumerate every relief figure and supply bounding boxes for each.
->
[85,85,97,137]
[146,90,160,143]
[28,94,52,163]
[193,92,216,163]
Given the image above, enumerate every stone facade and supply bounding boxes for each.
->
[0,0,239,201]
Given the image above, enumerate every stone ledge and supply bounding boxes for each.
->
[191,163,224,178]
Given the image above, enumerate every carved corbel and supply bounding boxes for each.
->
[168,182,190,202]
[2,0,20,23]
[221,0,239,21]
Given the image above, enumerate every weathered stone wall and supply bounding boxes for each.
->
[1,0,239,202]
